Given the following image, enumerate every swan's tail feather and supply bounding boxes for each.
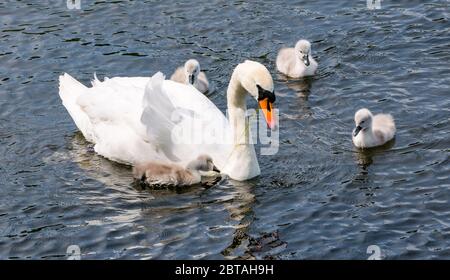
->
[59,73,87,105]
[91,72,102,87]
[58,73,95,142]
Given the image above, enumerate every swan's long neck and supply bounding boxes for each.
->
[222,72,260,181]
[227,76,249,145]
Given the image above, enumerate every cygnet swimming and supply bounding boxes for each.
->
[132,155,219,187]
[352,108,396,148]
[276,39,318,78]
[170,59,209,93]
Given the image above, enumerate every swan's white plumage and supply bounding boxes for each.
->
[59,73,95,143]
[59,72,232,169]
[59,60,274,181]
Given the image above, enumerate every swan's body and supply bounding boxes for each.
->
[58,60,275,181]
[276,39,318,78]
[352,108,396,148]
[170,59,209,93]
[133,154,218,186]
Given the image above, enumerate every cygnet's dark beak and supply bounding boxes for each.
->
[189,74,195,85]
[353,125,362,137]
[303,54,310,66]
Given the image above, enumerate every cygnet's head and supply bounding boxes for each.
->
[186,154,219,172]
[294,39,312,66]
[184,59,200,85]
[353,108,373,137]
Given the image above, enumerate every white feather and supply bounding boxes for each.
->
[59,72,232,169]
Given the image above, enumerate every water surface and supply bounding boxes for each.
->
[0,0,449,259]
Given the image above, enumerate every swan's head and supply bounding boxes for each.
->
[294,39,312,66]
[235,60,276,129]
[353,108,373,137]
[186,154,220,172]
[184,59,201,85]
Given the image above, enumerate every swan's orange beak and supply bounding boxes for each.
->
[258,98,275,129]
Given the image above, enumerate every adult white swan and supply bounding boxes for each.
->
[58,60,276,181]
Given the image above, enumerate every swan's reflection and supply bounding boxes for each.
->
[220,179,256,259]
[68,132,135,189]
[61,132,259,259]
[220,178,288,260]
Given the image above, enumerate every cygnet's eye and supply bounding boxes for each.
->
[361,120,365,124]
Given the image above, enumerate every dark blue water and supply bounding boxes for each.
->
[0,0,449,259]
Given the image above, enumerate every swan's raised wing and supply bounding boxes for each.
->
[61,72,232,169]
[141,73,232,169]
[76,75,165,165]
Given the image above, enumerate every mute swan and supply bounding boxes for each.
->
[170,59,209,93]
[58,60,275,181]
[276,39,318,78]
[352,108,396,148]
[133,154,219,186]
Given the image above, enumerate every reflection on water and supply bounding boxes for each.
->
[220,180,256,259]
[353,139,396,169]
[285,78,313,100]
[70,132,260,259]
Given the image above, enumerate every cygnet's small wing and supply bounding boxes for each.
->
[276,48,296,76]
[197,71,209,93]
[373,113,396,143]
[76,75,155,164]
